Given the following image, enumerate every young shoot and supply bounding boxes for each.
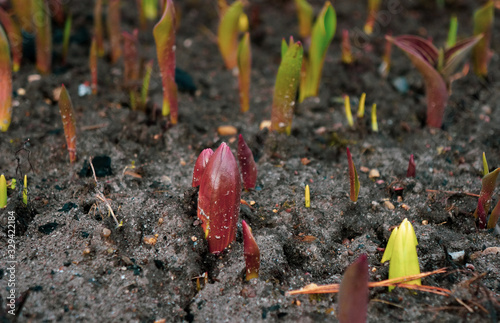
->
[0,174,6,208]
[0,25,12,132]
[472,0,494,77]
[346,147,360,202]
[58,85,77,163]
[217,0,244,69]
[371,103,378,132]
[242,220,260,280]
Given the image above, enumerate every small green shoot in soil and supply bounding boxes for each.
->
[107,0,122,63]
[33,0,52,74]
[143,0,159,21]
[387,33,482,128]
[62,13,72,65]
[294,0,313,39]
[237,32,251,113]
[89,36,98,95]
[123,29,140,109]
[341,29,353,65]
[197,143,240,254]
[271,37,303,134]
[237,134,257,190]
[93,0,105,56]
[381,218,421,291]
[344,95,354,128]
[379,32,392,78]
[242,220,260,281]
[217,0,244,69]
[0,174,6,208]
[0,24,12,132]
[58,84,77,163]
[192,148,214,187]
[305,184,310,207]
[338,254,368,323]
[154,0,179,123]
[357,93,366,118]
[446,15,457,48]
[364,0,381,35]
[0,8,22,72]
[12,0,32,33]
[407,154,416,178]
[472,0,494,77]
[371,103,378,132]
[22,175,27,205]
[299,1,336,102]
[473,152,499,227]
[346,147,360,202]
[140,60,154,110]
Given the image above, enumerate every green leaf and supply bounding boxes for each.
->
[472,0,494,76]
[294,0,313,38]
[217,0,243,69]
[441,34,483,80]
[0,174,6,208]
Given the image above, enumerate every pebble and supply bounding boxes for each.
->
[102,228,111,238]
[143,234,159,245]
[384,201,395,210]
[217,125,237,136]
[260,120,272,130]
[28,74,41,82]
[369,169,380,178]
[422,220,428,225]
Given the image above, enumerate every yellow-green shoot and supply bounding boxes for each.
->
[271,37,303,135]
[357,93,366,118]
[473,152,499,227]
[154,0,179,123]
[217,0,243,69]
[89,36,98,95]
[140,60,154,110]
[0,8,22,72]
[305,184,310,207]
[346,147,359,202]
[371,103,378,132]
[107,0,122,64]
[364,0,381,35]
[472,0,494,77]
[237,32,251,113]
[23,175,27,205]
[487,200,500,229]
[143,0,158,21]
[33,0,52,74]
[446,15,457,48]
[62,14,72,65]
[294,0,313,39]
[344,95,354,128]
[94,0,105,56]
[0,25,12,132]
[59,85,77,163]
[0,174,6,208]
[381,218,421,291]
[299,2,336,102]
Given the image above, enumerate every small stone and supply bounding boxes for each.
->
[249,200,256,206]
[191,236,197,242]
[401,203,410,210]
[83,248,91,255]
[158,218,164,225]
[143,234,159,245]
[217,125,237,136]
[102,228,111,238]
[53,87,62,101]
[369,169,380,178]
[422,220,428,225]
[28,74,41,82]
[259,120,271,130]
[17,88,26,96]
[384,201,395,210]
[360,166,370,173]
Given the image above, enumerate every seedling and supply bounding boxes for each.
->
[271,37,303,135]
[140,60,154,110]
[22,175,27,205]
[0,8,22,72]
[341,29,353,65]
[338,254,368,323]
[154,0,179,123]
[472,0,494,77]
[58,85,77,163]
[122,29,140,98]
[346,147,359,202]
[143,0,158,21]
[357,93,366,118]
[237,134,257,190]
[242,220,260,280]
[381,218,421,291]
[0,25,12,132]
[407,154,416,178]
[364,0,381,35]
[487,199,500,229]
[0,174,6,208]
[387,34,482,128]
[12,0,32,32]
[33,0,52,74]
[473,153,499,222]
[61,14,72,65]
[217,0,244,69]
[476,199,487,229]
[237,32,251,113]
[305,184,310,208]
[107,0,122,64]
[94,0,105,56]
[197,143,241,254]
[446,15,457,48]
[344,95,354,128]
[379,33,392,78]
[299,2,336,102]
[371,103,378,132]
[89,36,98,95]
[294,0,313,39]
[192,148,214,187]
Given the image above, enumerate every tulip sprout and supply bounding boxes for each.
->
[237,134,257,190]
[472,0,494,77]
[237,32,251,113]
[473,153,499,228]
[107,0,122,64]
[371,103,378,132]
[22,175,28,205]
[0,8,22,72]
[294,0,313,39]
[58,85,77,163]
[217,0,244,69]
[305,184,310,208]
[33,0,52,74]
[407,154,416,178]
[347,147,360,202]
[0,25,12,132]
[0,174,6,208]
[242,220,260,280]
[338,254,368,323]
[344,95,354,128]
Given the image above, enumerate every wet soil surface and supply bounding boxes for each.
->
[0,0,499,322]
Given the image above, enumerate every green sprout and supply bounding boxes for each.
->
[344,95,354,128]
[381,218,421,291]
[299,1,336,102]
[357,93,366,118]
[22,175,27,205]
[446,15,457,48]
[472,0,494,77]
[474,152,499,228]
[346,147,360,202]
[62,13,72,65]
[217,0,244,69]
[371,103,378,132]
[294,0,313,39]
[0,174,7,208]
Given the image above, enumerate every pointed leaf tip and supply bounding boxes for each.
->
[192,148,214,187]
[338,254,368,323]
[242,220,260,280]
[238,134,257,190]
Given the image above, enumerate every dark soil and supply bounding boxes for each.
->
[1,0,499,322]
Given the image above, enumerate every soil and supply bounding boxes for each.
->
[1,0,500,322]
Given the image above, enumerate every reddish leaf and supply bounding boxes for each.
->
[346,147,359,202]
[338,254,368,323]
[58,85,77,163]
[477,199,487,229]
[0,25,12,132]
[237,134,257,190]
[192,148,214,187]
[198,143,241,254]
[407,154,416,178]
[0,8,22,72]
[442,34,483,80]
[242,220,260,280]
[487,199,500,229]
[474,168,500,219]
[122,29,140,87]
[89,36,98,95]
[107,0,122,64]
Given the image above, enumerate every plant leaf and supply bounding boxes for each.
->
[192,148,214,187]
[407,154,416,178]
[242,220,260,280]
[338,254,368,323]
[294,0,313,39]
[0,174,6,208]
[237,134,257,190]
[237,32,251,113]
[107,0,122,64]
[58,85,77,163]
[474,168,500,218]
[346,147,359,202]
[217,0,243,69]
[441,34,483,80]
[472,0,494,77]
[33,0,52,74]
[487,199,500,229]
[0,8,22,72]
[0,25,12,132]
[197,143,241,254]
[386,35,439,68]
[271,38,303,134]
[477,199,487,229]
